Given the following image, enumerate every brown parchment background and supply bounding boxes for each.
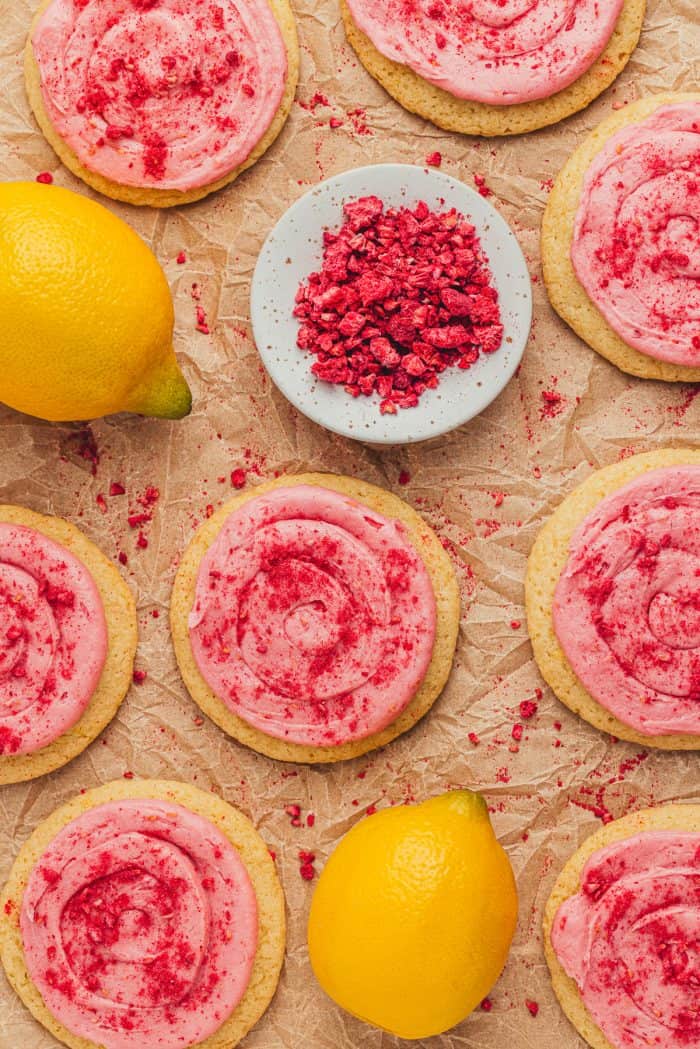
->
[0,0,699,1046]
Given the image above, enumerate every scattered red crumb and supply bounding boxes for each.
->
[294,195,503,414]
[329,116,343,129]
[193,716,204,726]
[136,532,148,549]
[3,900,13,916]
[496,767,511,784]
[520,699,538,720]
[36,171,54,184]
[366,804,377,816]
[95,493,107,514]
[425,151,442,167]
[525,1000,539,1017]
[398,470,411,485]
[299,851,316,881]
[195,305,210,335]
[306,812,316,827]
[512,724,523,742]
[118,551,128,566]
[473,173,492,198]
[205,504,214,518]
[468,731,480,746]
[268,849,277,861]
[492,491,505,507]
[109,482,126,496]
[132,669,147,685]
[510,620,521,630]
[176,251,187,264]
[231,468,247,489]
[481,998,493,1012]
[540,389,565,420]
[123,771,135,780]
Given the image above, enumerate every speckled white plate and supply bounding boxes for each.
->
[251,164,532,445]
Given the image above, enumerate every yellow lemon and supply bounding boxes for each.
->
[0,181,191,422]
[308,790,517,1039]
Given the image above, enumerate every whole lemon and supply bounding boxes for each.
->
[308,790,517,1039]
[0,181,191,422]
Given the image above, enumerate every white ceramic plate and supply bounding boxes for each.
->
[251,164,532,445]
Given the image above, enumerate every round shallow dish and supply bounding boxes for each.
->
[251,163,532,445]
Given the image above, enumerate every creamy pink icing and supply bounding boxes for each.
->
[0,523,107,756]
[21,798,258,1049]
[553,466,700,737]
[188,485,437,746]
[31,0,288,191]
[572,102,700,366]
[551,830,700,1048]
[344,0,623,105]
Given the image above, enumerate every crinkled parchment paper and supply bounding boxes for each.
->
[0,0,698,1046]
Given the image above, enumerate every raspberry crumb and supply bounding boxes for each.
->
[109,482,126,496]
[299,851,316,881]
[468,731,480,746]
[176,251,187,264]
[474,174,492,198]
[481,998,493,1012]
[231,468,247,489]
[425,151,442,167]
[398,470,411,485]
[519,699,538,720]
[123,771,135,780]
[36,172,54,184]
[510,620,521,630]
[525,1000,539,1017]
[512,723,523,742]
[132,670,147,685]
[306,812,316,828]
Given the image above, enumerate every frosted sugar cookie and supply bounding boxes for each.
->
[25,0,299,207]
[171,473,460,763]
[526,449,700,749]
[0,779,285,1049]
[0,506,136,785]
[544,803,700,1049]
[342,0,645,136]
[543,94,700,380]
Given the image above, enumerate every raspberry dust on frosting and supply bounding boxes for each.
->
[30,0,288,191]
[551,831,700,1048]
[553,465,700,737]
[188,486,437,746]
[0,524,106,756]
[20,799,258,1049]
[344,0,624,105]
[572,102,700,366]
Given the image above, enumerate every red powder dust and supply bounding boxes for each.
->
[294,196,503,415]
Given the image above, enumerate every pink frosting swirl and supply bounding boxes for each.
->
[344,0,624,105]
[571,102,700,366]
[31,0,288,191]
[0,523,107,756]
[551,831,700,1049]
[553,466,700,737]
[20,798,258,1049]
[188,486,437,746]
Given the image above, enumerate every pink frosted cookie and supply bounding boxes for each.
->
[25,0,299,206]
[526,450,700,749]
[0,507,136,784]
[341,0,645,136]
[0,780,285,1049]
[544,804,700,1049]
[172,474,460,763]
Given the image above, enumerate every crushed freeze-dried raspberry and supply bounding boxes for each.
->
[519,699,538,720]
[299,851,316,881]
[294,196,503,414]
[231,468,246,489]
[525,1000,539,1017]
[425,151,442,167]
[36,171,54,184]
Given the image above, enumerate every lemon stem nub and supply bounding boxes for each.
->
[126,351,192,420]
